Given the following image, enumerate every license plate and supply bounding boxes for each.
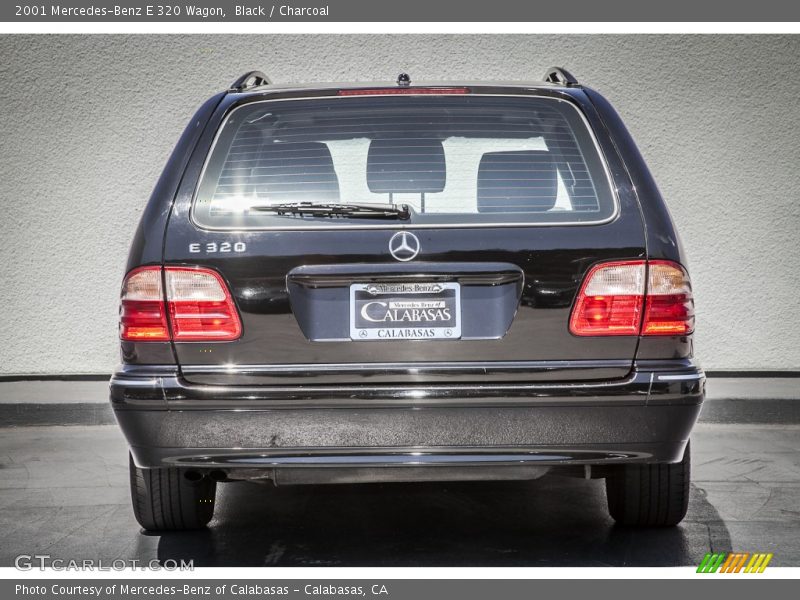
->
[349,282,461,341]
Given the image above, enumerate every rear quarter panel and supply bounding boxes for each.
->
[583,87,694,361]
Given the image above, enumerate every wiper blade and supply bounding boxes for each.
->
[249,202,410,220]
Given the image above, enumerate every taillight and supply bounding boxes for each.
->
[569,261,645,336]
[569,260,694,337]
[119,266,241,342]
[165,267,242,341]
[120,267,170,341]
[642,261,695,335]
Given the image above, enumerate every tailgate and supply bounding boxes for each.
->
[164,91,645,385]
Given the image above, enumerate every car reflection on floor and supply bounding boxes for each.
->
[2,422,798,567]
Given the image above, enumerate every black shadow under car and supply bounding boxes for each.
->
[112,69,704,531]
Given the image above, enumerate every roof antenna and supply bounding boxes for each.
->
[397,73,411,87]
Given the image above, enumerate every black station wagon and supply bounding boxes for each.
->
[113,69,704,531]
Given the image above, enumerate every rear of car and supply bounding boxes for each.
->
[112,70,704,531]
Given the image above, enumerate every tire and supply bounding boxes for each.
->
[605,441,690,527]
[129,454,216,531]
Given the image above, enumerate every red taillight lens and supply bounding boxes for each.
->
[338,88,470,96]
[119,266,241,342]
[120,267,170,341]
[569,260,694,337]
[165,267,242,341]
[569,262,645,336]
[642,261,695,335]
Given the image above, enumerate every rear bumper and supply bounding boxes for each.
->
[111,359,704,475]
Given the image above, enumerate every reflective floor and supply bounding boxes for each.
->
[1,423,799,566]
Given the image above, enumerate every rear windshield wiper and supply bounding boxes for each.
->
[249,202,410,220]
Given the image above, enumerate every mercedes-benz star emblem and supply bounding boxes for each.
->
[388,232,420,262]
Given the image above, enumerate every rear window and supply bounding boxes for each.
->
[192,95,617,229]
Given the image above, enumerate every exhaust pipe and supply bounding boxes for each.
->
[183,470,204,482]
[208,470,227,482]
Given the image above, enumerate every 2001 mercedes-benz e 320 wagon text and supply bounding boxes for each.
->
[113,69,703,531]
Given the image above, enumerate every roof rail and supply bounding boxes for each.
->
[543,67,579,86]
[229,70,271,93]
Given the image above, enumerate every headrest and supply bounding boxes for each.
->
[251,141,340,203]
[477,150,558,213]
[367,138,446,194]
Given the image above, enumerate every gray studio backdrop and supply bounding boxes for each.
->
[0,35,798,375]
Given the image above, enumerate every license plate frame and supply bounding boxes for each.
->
[349,282,462,341]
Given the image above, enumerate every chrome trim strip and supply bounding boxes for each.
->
[189,93,620,231]
[170,371,646,395]
[109,376,160,388]
[179,359,634,375]
[656,373,706,381]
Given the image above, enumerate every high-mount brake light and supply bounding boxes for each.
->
[569,260,694,337]
[119,266,242,342]
[338,88,470,96]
